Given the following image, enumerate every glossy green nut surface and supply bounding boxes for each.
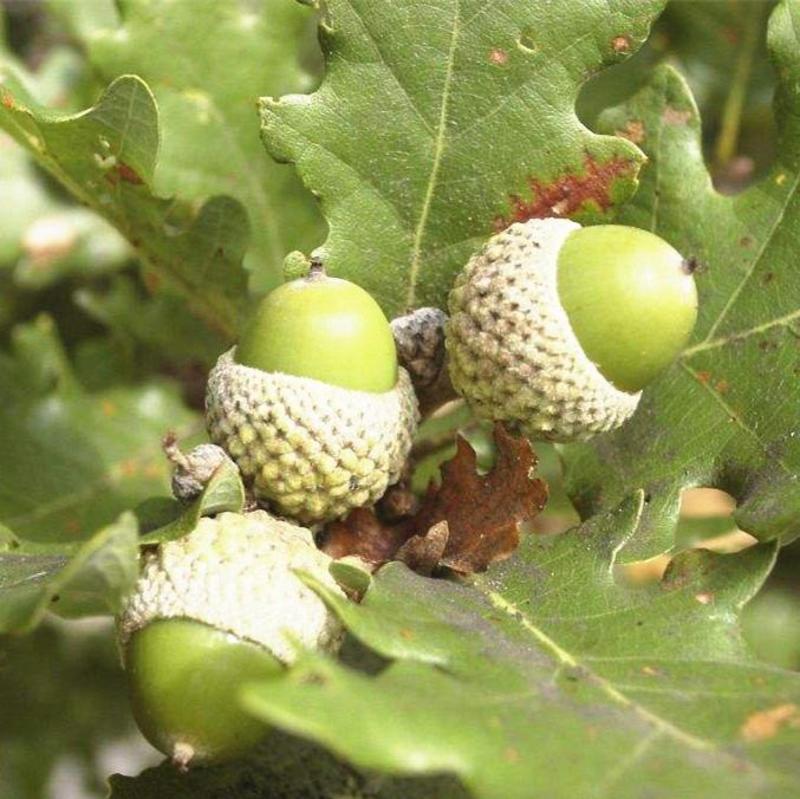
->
[236,270,397,393]
[126,619,282,766]
[557,225,698,393]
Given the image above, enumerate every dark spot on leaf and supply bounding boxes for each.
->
[50,594,60,603]
[300,672,328,687]
[740,235,753,247]
[722,27,740,46]
[494,155,634,230]
[762,272,775,284]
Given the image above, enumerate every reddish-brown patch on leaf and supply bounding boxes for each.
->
[105,161,145,186]
[662,106,693,125]
[740,703,800,742]
[494,155,634,231]
[722,27,740,46]
[696,371,712,385]
[489,48,508,66]
[715,380,729,395]
[321,425,548,575]
[611,35,631,53]
[616,119,645,144]
[1,92,15,109]
[143,270,162,293]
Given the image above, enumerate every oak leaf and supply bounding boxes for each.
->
[322,425,548,575]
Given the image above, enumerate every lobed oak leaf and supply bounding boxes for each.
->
[322,425,548,575]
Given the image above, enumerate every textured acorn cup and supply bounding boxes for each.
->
[118,511,345,767]
[446,219,698,442]
[207,269,419,525]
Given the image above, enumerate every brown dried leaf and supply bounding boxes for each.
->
[321,425,548,575]
[395,521,450,576]
[414,424,548,572]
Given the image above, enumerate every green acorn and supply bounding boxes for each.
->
[205,267,419,525]
[117,510,345,768]
[447,219,698,441]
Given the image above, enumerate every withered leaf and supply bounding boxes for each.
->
[395,521,450,576]
[321,424,548,575]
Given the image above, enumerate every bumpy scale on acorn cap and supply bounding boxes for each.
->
[118,510,345,765]
[447,218,697,442]
[206,269,419,525]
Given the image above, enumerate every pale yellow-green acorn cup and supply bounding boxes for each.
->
[117,510,345,768]
[447,219,698,442]
[205,265,419,525]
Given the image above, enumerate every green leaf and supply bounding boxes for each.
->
[55,0,325,294]
[139,457,245,545]
[563,0,800,561]
[0,316,198,543]
[260,0,665,316]
[74,275,226,370]
[0,512,139,633]
[244,495,800,799]
[0,38,129,283]
[0,621,149,799]
[0,73,249,338]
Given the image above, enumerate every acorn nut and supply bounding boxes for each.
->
[117,510,345,767]
[447,218,698,442]
[205,268,419,524]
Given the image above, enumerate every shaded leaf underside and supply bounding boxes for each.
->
[245,495,800,799]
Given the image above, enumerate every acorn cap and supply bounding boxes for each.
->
[118,510,345,664]
[447,218,641,442]
[166,442,235,503]
[391,307,448,389]
[205,350,419,524]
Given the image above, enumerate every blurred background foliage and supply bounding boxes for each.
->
[0,1,797,797]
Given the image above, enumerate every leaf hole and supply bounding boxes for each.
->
[616,488,755,588]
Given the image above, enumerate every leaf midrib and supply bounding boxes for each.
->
[476,577,748,762]
[406,0,461,309]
